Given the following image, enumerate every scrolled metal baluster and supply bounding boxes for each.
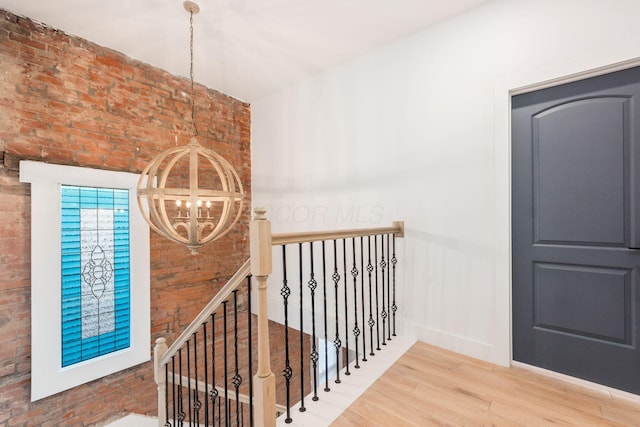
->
[351,238,360,369]
[332,239,341,384]
[172,356,177,426]
[203,323,209,427]
[246,275,254,427]
[193,332,201,426]
[308,242,319,401]
[380,235,387,346]
[281,245,293,423]
[209,313,218,427]
[233,290,242,426]
[367,236,375,356]
[223,301,229,425]
[186,341,192,425]
[360,236,367,362]
[165,363,171,427]
[178,349,185,426]
[322,241,330,392]
[298,243,306,412]
[217,394,221,427]
[386,234,392,341]
[343,239,350,376]
[374,236,381,351]
[392,234,397,337]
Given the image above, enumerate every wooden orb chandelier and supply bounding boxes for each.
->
[137,1,245,255]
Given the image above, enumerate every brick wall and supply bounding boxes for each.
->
[0,9,251,426]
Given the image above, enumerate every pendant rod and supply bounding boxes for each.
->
[185,1,200,137]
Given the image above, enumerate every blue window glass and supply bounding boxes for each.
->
[61,185,131,367]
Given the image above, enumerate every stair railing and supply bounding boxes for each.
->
[155,208,403,427]
[155,261,258,427]
[258,210,404,425]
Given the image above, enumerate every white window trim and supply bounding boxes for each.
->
[20,161,150,401]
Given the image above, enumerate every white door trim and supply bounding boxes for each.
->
[511,56,640,96]
[492,55,640,369]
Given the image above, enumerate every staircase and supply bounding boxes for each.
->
[114,209,405,426]
[107,337,414,427]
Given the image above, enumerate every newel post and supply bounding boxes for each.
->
[154,337,168,427]
[251,208,276,427]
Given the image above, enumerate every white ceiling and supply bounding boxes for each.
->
[1,0,491,102]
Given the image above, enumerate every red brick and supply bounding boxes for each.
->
[0,9,251,426]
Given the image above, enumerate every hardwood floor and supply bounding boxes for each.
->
[330,342,640,426]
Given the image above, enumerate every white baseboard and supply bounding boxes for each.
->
[512,361,640,405]
[403,321,504,366]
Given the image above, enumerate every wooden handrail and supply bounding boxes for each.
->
[271,222,404,246]
[159,259,251,367]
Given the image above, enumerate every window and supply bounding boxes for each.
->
[60,185,131,366]
[20,161,150,401]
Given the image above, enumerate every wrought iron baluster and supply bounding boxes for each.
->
[280,245,293,423]
[203,323,209,427]
[331,240,342,384]
[308,242,319,401]
[172,356,177,426]
[392,234,397,337]
[178,349,185,426]
[321,241,330,392]
[193,332,201,425]
[343,239,350,376]
[298,243,306,412]
[374,235,381,351]
[360,236,367,362]
[187,341,193,425]
[223,301,229,425]
[367,236,375,356]
[351,238,360,369]
[332,239,341,384]
[210,313,218,427]
[217,393,221,427]
[165,363,170,427]
[246,275,254,427]
[386,234,392,341]
[233,290,242,426]
[380,235,387,346]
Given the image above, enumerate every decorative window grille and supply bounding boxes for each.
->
[61,186,131,366]
[20,161,150,402]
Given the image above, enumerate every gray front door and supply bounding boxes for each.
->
[512,66,640,394]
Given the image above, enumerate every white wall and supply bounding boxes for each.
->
[251,0,640,366]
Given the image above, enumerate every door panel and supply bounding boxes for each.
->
[533,97,628,245]
[512,66,640,394]
[533,263,630,343]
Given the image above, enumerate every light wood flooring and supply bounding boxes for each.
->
[330,342,640,426]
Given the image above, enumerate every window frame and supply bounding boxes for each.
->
[20,161,150,401]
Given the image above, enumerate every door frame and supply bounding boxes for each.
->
[492,55,640,371]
